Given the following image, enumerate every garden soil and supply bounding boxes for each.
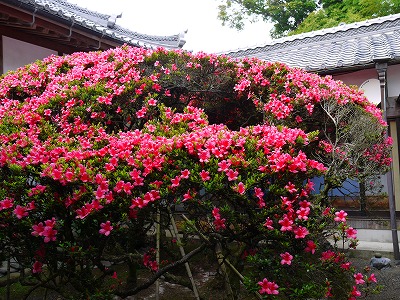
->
[131,251,400,300]
[3,250,400,299]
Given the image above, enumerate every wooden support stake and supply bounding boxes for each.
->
[169,208,200,300]
[182,214,263,300]
[6,255,10,300]
[156,209,161,300]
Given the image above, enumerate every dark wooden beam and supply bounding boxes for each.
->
[0,3,123,51]
[0,26,87,54]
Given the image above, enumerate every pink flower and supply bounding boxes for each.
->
[180,169,190,179]
[0,197,14,210]
[368,273,377,283]
[99,221,113,236]
[334,210,348,222]
[136,106,147,118]
[254,187,264,200]
[171,176,181,187]
[143,253,151,266]
[149,261,158,271]
[198,150,210,162]
[264,218,274,230]
[296,207,310,220]
[214,218,226,231]
[284,182,297,193]
[183,190,193,201]
[325,286,333,298]
[217,160,231,172]
[258,278,279,295]
[305,103,314,114]
[321,250,336,261]
[14,205,28,219]
[27,201,36,210]
[148,98,157,106]
[341,262,352,270]
[305,240,316,254]
[354,273,365,285]
[346,227,357,239]
[236,182,246,194]
[226,169,238,181]
[200,170,210,181]
[293,226,309,239]
[350,285,361,297]
[278,216,293,232]
[32,261,43,274]
[322,207,331,216]
[212,207,226,231]
[43,219,58,243]
[280,252,293,265]
[31,218,58,243]
[32,223,45,237]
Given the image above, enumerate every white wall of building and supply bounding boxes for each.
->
[387,64,400,97]
[332,64,400,99]
[2,36,57,73]
[333,68,377,89]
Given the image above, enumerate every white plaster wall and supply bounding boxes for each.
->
[2,36,57,73]
[387,64,400,97]
[332,68,378,88]
[332,64,400,98]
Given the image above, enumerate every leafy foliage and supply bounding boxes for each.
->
[292,0,400,35]
[0,46,387,299]
[217,0,400,37]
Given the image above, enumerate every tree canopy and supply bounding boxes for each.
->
[217,0,400,37]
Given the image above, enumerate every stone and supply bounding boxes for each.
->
[0,266,19,274]
[370,253,391,270]
[10,262,21,270]
[101,260,112,267]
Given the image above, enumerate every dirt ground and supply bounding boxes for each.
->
[132,250,400,300]
[3,250,400,300]
[347,250,400,300]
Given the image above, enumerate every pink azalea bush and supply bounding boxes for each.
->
[0,46,388,298]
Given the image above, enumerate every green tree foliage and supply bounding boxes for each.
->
[217,0,400,37]
[218,0,317,38]
[292,0,400,35]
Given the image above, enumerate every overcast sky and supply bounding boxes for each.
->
[67,0,273,53]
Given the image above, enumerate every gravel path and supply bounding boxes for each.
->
[350,251,400,300]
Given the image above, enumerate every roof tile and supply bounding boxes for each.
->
[225,14,400,72]
[8,0,185,49]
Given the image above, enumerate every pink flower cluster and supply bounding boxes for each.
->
[31,218,58,243]
[212,207,226,231]
[143,250,158,271]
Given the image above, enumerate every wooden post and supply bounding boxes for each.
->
[376,60,400,260]
[215,242,235,300]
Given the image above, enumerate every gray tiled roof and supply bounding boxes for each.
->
[5,0,186,49]
[225,14,400,73]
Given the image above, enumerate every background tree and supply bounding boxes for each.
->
[292,0,400,35]
[217,0,400,37]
